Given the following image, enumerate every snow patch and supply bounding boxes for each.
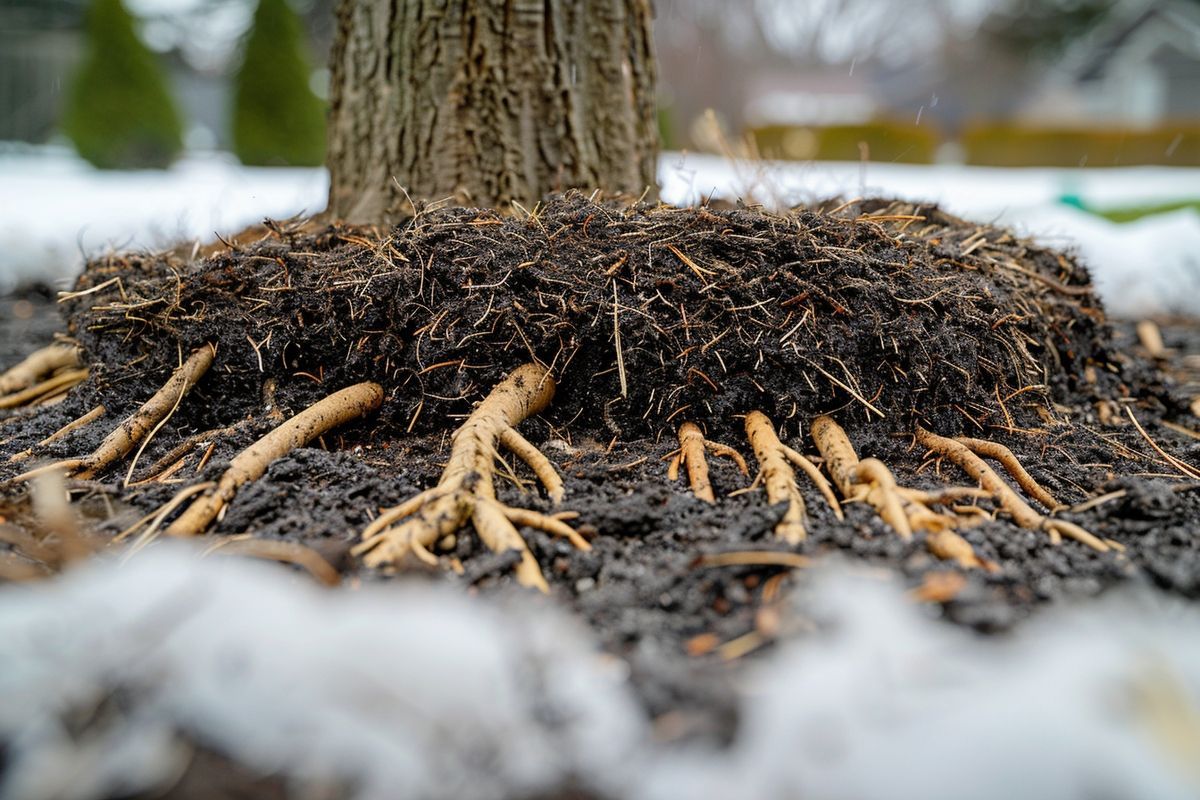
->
[2,552,1199,799]
[641,568,1200,800]
[0,546,647,800]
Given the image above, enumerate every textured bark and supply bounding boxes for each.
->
[326,0,659,221]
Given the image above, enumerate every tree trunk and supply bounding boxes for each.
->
[326,0,659,222]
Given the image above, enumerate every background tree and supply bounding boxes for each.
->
[232,0,327,167]
[324,0,659,221]
[62,0,183,169]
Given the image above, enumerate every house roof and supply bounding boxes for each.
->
[1073,0,1200,80]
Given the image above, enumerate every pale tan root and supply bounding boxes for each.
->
[0,551,48,581]
[745,411,808,543]
[0,368,88,410]
[810,415,861,497]
[204,536,340,586]
[669,421,748,503]
[855,458,913,539]
[0,344,80,397]
[11,346,216,484]
[955,436,1062,510]
[813,415,986,565]
[779,444,843,520]
[499,426,565,502]
[896,486,991,506]
[166,382,383,537]
[916,427,1109,552]
[1136,320,1166,358]
[353,364,582,592]
[9,405,106,463]
[926,529,992,570]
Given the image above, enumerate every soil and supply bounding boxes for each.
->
[3,196,1200,792]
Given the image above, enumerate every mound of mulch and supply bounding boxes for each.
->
[3,195,1200,736]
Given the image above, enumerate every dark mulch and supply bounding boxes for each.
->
[3,195,1200,761]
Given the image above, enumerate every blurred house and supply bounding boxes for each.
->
[0,0,83,143]
[1022,0,1200,126]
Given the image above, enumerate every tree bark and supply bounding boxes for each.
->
[326,0,659,222]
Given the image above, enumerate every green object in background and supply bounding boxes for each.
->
[62,0,184,170]
[232,0,326,167]
[751,122,940,165]
[1093,199,1200,224]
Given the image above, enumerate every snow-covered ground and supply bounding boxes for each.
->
[2,145,1199,316]
[3,547,1198,800]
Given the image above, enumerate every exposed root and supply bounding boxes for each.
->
[166,382,383,537]
[667,421,748,503]
[915,427,1109,552]
[203,535,341,587]
[813,415,932,539]
[812,415,995,567]
[926,529,993,570]
[810,415,861,498]
[855,458,913,539]
[955,436,1062,510]
[744,411,810,543]
[353,363,582,592]
[10,345,215,484]
[0,368,88,410]
[0,344,80,398]
[128,420,250,485]
[9,405,106,463]
[499,426,566,503]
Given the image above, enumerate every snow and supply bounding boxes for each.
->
[0,546,647,800]
[1,146,1199,316]
[641,568,1200,800]
[0,146,328,291]
[2,549,1198,800]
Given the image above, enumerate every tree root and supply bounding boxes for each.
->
[203,535,341,586]
[0,368,89,410]
[0,344,80,398]
[915,427,1109,552]
[668,421,748,503]
[954,435,1062,510]
[812,415,993,569]
[353,363,582,592]
[10,346,215,484]
[166,382,383,537]
[744,411,841,543]
[9,405,106,463]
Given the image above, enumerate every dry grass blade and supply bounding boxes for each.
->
[1125,408,1200,481]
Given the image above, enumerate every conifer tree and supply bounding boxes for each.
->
[232,0,326,167]
[63,0,184,169]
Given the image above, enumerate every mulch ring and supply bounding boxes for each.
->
[2,195,1200,734]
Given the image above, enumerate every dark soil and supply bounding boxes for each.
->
[4,196,1200,784]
